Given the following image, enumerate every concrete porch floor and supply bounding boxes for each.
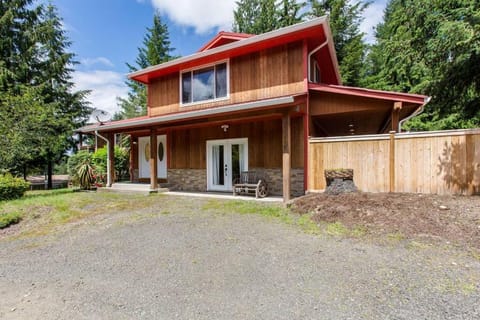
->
[100,182,283,202]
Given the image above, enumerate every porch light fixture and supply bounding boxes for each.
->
[221,124,229,132]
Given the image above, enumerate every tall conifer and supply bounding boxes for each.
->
[116,13,174,119]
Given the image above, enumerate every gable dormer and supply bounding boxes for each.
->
[198,31,253,52]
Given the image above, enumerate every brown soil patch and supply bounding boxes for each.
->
[291,192,480,249]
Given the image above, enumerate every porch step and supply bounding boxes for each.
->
[98,183,169,194]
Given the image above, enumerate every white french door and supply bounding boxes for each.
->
[207,138,248,191]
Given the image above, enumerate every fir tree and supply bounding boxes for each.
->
[0,1,90,185]
[364,0,480,130]
[116,13,174,119]
[233,0,279,34]
[308,0,369,86]
[277,0,306,28]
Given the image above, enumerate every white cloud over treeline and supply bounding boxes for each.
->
[72,69,128,117]
[150,0,386,41]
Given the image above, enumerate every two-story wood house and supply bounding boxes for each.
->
[79,16,429,201]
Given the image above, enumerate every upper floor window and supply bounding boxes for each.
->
[181,61,228,105]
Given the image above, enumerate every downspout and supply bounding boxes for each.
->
[304,30,329,194]
[398,96,431,132]
[95,130,112,187]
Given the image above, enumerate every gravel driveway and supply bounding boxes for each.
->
[1,194,479,319]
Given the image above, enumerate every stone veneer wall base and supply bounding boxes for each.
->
[167,167,304,197]
[167,169,207,192]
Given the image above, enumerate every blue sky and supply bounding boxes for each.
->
[49,0,387,116]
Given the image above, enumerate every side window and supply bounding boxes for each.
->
[313,61,321,83]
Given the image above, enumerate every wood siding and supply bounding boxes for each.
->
[310,92,392,116]
[148,42,305,117]
[169,117,304,170]
[308,130,480,195]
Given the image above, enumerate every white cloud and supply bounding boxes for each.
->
[150,0,237,34]
[80,57,115,68]
[72,70,128,117]
[360,0,387,44]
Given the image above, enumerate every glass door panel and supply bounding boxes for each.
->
[207,139,247,192]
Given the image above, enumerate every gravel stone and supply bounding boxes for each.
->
[0,195,479,319]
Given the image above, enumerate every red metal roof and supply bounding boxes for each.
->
[198,31,253,52]
[77,95,299,133]
[129,17,341,85]
[309,83,429,105]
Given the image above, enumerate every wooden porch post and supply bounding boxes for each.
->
[392,101,402,132]
[282,112,291,202]
[389,131,396,192]
[78,133,83,150]
[150,129,158,191]
[107,133,115,187]
[129,135,134,182]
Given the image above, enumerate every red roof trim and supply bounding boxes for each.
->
[198,31,253,52]
[309,83,429,105]
[128,17,340,85]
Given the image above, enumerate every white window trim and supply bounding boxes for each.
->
[179,59,230,107]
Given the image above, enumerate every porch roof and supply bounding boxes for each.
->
[309,84,429,105]
[308,84,431,135]
[77,95,296,134]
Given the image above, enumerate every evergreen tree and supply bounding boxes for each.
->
[364,0,480,130]
[233,0,278,34]
[277,0,306,28]
[116,13,174,119]
[233,0,307,34]
[308,0,369,86]
[0,1,90,185]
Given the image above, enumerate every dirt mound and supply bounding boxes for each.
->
[291,192,480,249]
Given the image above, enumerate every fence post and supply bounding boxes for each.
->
[389,131,396,192]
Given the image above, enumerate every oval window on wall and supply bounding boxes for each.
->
[144,142,150,161]
[158,142,164,161]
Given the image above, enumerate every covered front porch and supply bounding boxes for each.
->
[81,95,307,202]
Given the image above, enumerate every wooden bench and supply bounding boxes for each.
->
[233,171,268,198]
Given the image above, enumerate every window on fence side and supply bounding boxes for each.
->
[181,62,228,105]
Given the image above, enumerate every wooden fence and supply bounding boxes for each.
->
[308,129,480,195]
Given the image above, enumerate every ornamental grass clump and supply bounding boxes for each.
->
[0,174,30,201]
[75,162,96,190]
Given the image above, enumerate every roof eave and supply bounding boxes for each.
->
[77,96,296,133]
[309,83,429,105]
[128,16,329,84]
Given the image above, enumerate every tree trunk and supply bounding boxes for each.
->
[47,160,53,190]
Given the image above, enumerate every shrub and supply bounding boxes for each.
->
[91,146,130,181]
[68,146,130,186]
[0,212,22,229]
[0,174,30,201]
[67,150,92,177]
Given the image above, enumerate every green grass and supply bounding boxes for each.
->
[202,199,293,224]
[0,191,370,241]
[297,214,321,235]
[325,221,349,236]
[0,189,161,237]
[0,211,22,228]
